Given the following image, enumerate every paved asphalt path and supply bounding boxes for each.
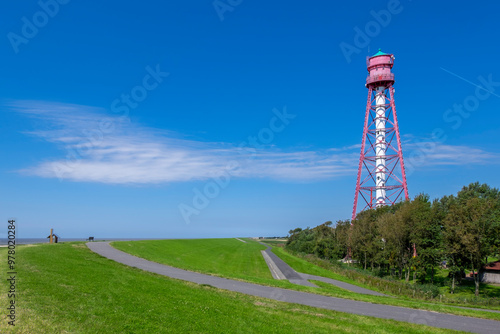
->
[87,242,500,334]
[260,243,387,296]
[299,273,389,297]
[260,243,317,287]
[260,250,287,280]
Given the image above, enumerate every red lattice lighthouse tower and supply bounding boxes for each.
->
[352,49,409,221]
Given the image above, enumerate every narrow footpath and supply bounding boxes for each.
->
[260,243,316,287]
[87,242,500,334]
[260,242,387,296]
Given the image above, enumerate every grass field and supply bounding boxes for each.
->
[112,238,368,290]
[112,238,272,281]
[112,238,500,321]
[0,242,462,333]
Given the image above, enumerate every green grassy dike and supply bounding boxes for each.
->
[112,238,272,281]
[0,242,461,334]
[113,238,500,321]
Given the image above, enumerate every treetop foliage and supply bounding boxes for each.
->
[286,182,500,296]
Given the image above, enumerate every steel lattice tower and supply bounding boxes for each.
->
[352,49,409,221]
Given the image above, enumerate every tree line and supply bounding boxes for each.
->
[286,182,500,296]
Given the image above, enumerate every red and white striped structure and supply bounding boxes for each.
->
[352,49,409,221]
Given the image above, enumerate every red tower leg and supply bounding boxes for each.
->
[352,50,409,221]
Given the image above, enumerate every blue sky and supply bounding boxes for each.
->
[1,0,499,238]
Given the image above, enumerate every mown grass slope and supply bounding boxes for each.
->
[112,238,271,281]
[0,242,460,333]
[113,238,500,320]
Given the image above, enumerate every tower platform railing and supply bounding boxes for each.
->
[366,73,395,85]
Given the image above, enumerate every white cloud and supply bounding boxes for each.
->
[9,100,500,184]
[404,141,499,174]
[11,100,358,184]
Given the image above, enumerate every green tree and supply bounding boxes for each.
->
[312,221,336,260]
[456,182,500,202]
[350,209,382,270]
[411,194,442,283]
[443,182,500,296]
[350,204,403,273]
[287,227,315,254]
[332,219,350,259]
[446,198,497,296]
[378,201,419,281]
[286,222,344,261]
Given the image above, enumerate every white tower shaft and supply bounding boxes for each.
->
[352,50,410,221]
[375,86,386,206]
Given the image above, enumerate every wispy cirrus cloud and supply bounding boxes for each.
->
[405,142,498,165]
[10,100,358,184]
[402,134,500,175]
[8,100,500,184]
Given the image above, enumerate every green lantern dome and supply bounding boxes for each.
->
[372,48,387,57]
